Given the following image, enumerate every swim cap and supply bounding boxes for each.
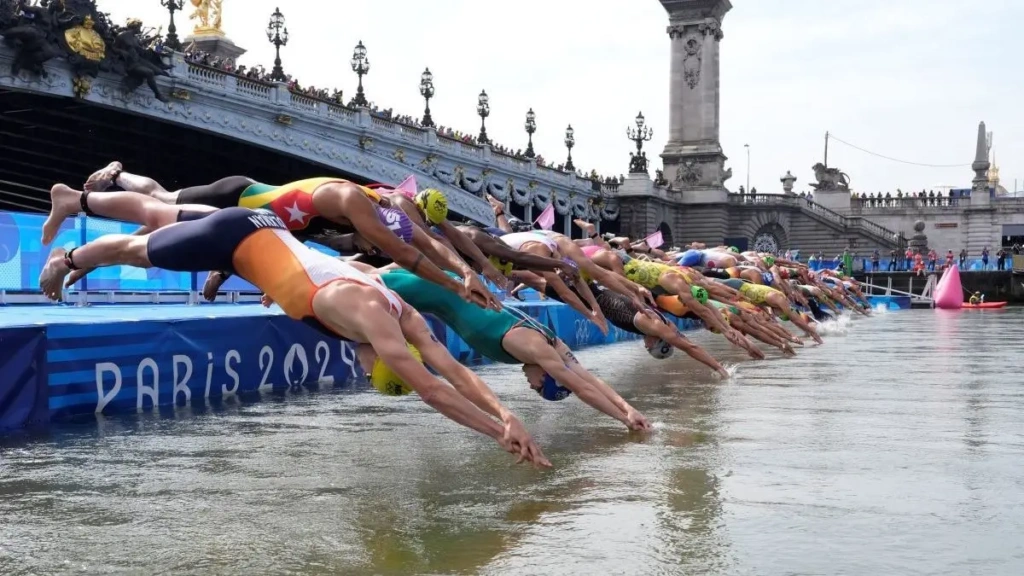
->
[483,226,507,237]
[705,260,716,269]
[728,246,740,253]
[690,285,709,304]
[377,207,414,244]
[615,250,632,264]
[536,369,573,401]
[623,259,660,287]
[761,272,775,285]
[488,254,514,276]
[646,338,674,359]
[370,344,422,396]
[415,188,448,225]
[763,256,776,267]
[508,217,533,233]
[678,249,702,267]
[562,257,578,270]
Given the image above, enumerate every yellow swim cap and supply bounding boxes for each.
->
[370,344,422,396]
[415,188,448,225]
[488,255,514,276]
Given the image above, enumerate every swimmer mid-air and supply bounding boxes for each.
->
[38,199,549,467]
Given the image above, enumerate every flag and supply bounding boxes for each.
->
[395,175,418,199]
[644,230,664,249]
[534,204,555,230]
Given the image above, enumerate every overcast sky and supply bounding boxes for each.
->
[98,0,1022,194]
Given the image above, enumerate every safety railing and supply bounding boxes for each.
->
[0,210,341,297]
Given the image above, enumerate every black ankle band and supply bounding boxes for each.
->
[64,248,80,271]
[80,191,94,216]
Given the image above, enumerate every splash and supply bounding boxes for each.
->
[816,313,852,336]
[873,303,892,315]
[720,363,740,380]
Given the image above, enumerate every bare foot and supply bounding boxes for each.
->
[485,194,503,213]
[39,248,71,301]
[65,266,96,289]
[202,271,228,302]
[84,161,122,192]
[573,218,595,235]
[42,184,82,246]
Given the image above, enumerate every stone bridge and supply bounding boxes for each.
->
[0,47,619,233]
[617,178,905,255]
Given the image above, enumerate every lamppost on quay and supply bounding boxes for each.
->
[419,68,435,128]
[477,90,490,144]
[524,108,537,158]
[265,7,289,82]
[351,41,370,107]
[160,0,184,51]
[564,124,575,171]
[744,143,750,192]
[626,111,653,173]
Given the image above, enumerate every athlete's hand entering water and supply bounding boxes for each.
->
[626,407,652,432]
[502,415,551,469]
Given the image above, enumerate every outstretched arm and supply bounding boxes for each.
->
[400,307,549,468]
[458,227,570,273]
[410,226,500,310]
[437,221,508,287]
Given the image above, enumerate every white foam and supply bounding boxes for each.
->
[721,363,740,380]
[873,303,892,315]
[816,313,852,336]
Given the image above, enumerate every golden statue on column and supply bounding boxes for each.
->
[190,0,224,36]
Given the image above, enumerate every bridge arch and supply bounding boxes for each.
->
[656,221,674,249]
[738,211,791,254]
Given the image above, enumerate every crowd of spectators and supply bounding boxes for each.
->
[180,50,623,184]
[854,189,962,208]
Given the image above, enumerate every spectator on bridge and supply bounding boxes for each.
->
[913,250,925,276]
[1013,243,1021,255]
[888,249,898,271]
[981,246,990,270]
[945,250,955,270]
[871,249,880,271]
[904,247,913,271]
[927,249,937,272]
[959,248,967,268]
[997,247,1007,271]
[807,252,817,269]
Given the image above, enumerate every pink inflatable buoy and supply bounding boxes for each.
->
[934,265,964,309]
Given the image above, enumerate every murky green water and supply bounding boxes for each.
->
[2,309,1023,575]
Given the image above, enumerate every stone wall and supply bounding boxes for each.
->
[851,201,1024,254]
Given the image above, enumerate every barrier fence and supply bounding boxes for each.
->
[0,210,340,294]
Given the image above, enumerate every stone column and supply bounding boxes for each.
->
[660,0,732,199]
[971,121,991,207]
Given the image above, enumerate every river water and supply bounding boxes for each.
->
[2,308,1023,575]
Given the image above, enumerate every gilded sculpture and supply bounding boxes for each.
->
[190,0,224,36]
[64,15,104,61]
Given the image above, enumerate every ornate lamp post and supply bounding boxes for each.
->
[160,0,185,51]
[626,111,653,173]
[524,108,537,158]
[265,8,289,82]
[564,124,575,171]
[351,41,370,107]
[477,90,490,144]
[419,67,435,128]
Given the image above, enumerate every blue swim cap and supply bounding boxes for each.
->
[562,257,578,270]
[761,272,775,285]
[484,226,507,237]
[678,249,702,267]
[537,368,573,401]
[377,207,414,244]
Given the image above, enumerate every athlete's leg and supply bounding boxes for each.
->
[43,184,216,245]
[39,234,150,299]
